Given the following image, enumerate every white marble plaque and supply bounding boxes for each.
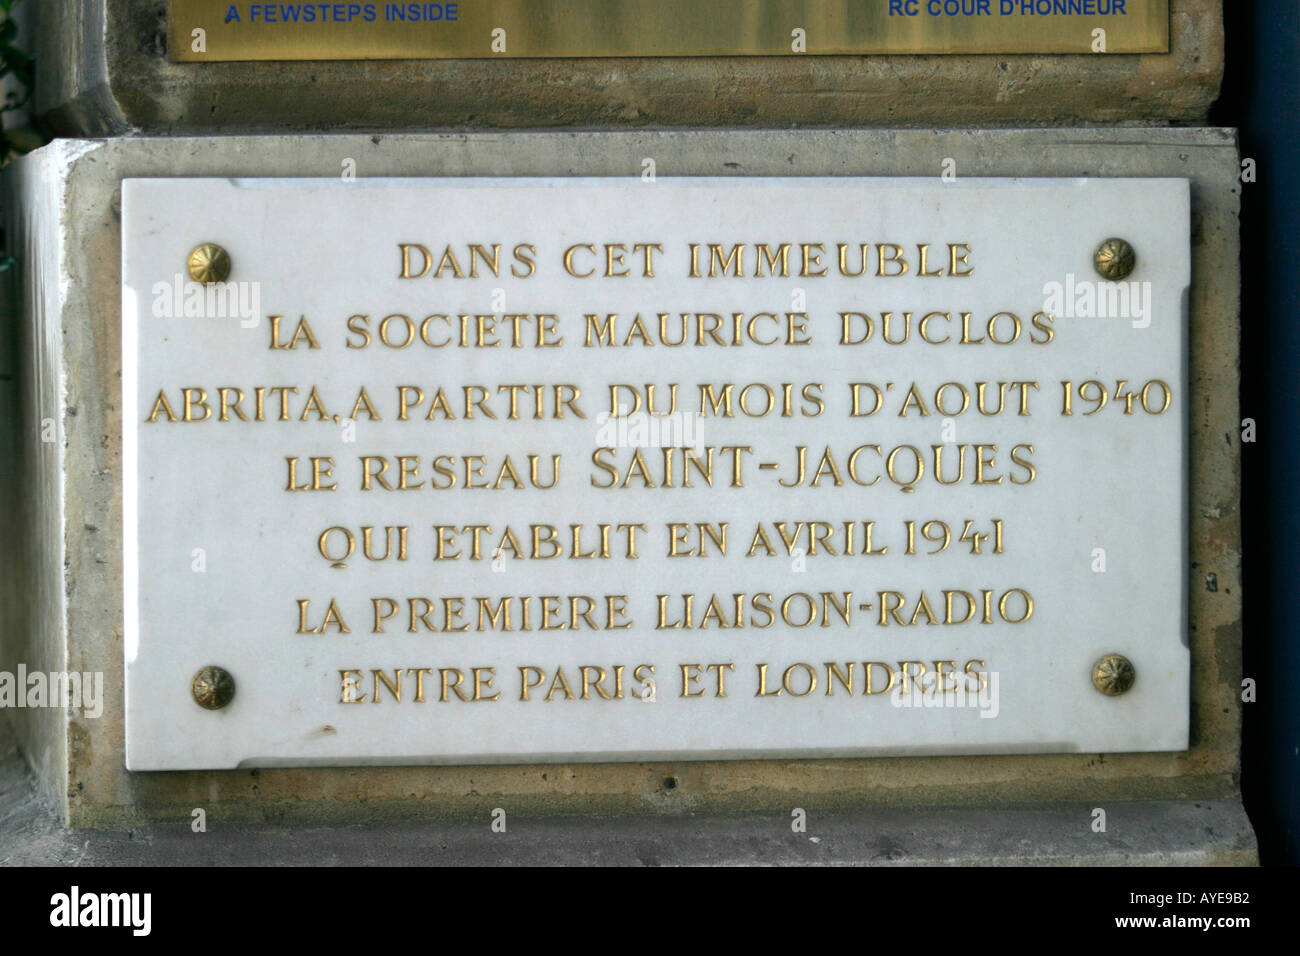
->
[122,177,1189,770]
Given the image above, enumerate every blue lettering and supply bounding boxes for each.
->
[927,0,990,13]
[1007,0,1125,12]
[385,3,459,21]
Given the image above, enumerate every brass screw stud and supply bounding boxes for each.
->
[1094,238,1136,281]
[192,666,236,710]
[1092,654,1136,696]
[187,243,231,284]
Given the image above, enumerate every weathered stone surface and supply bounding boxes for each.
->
[0,715,1258,865]
[0,129,1242,832]
[0,143,97,813]
[35,0,1223,135]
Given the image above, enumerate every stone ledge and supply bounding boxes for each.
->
[0,718,1257,865]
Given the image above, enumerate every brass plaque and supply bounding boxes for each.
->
[169,1,1169,61]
